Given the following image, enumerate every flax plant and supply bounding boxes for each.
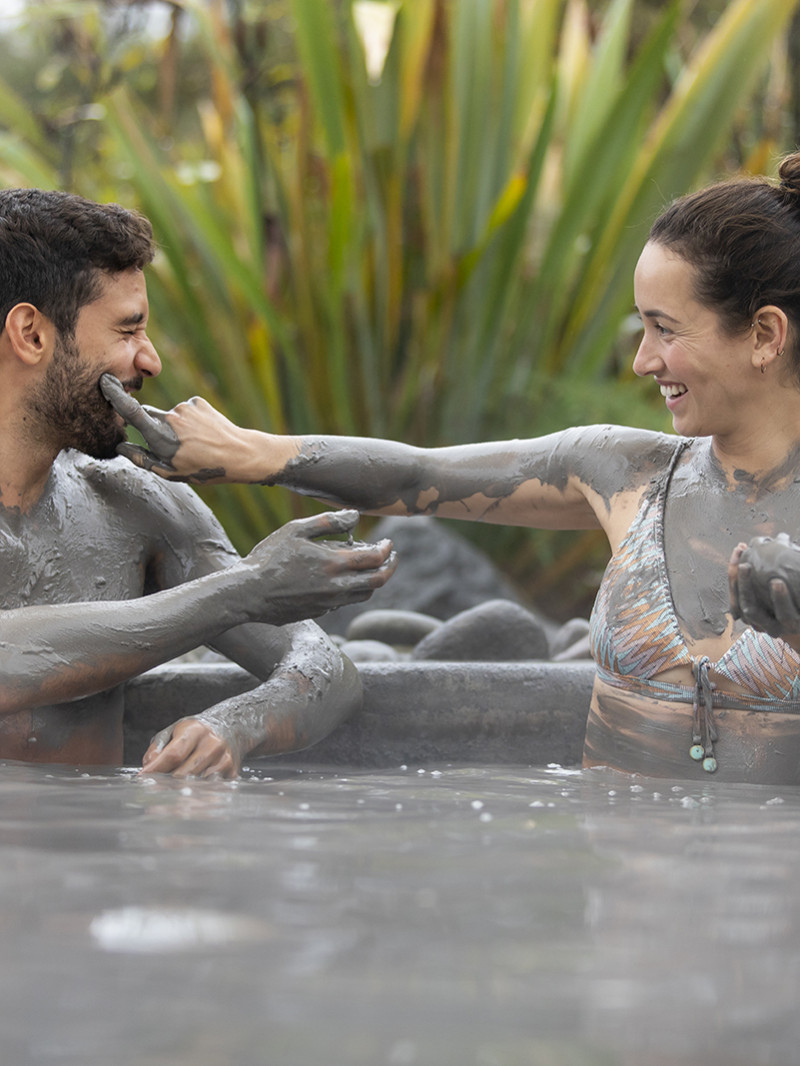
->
[0,0,795,609]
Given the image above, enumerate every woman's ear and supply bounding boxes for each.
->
[4,303,55,366]
[751,306,789,372]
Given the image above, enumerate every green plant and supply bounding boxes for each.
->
[0,0,796,613]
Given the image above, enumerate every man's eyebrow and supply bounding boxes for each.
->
[116,311,147,327]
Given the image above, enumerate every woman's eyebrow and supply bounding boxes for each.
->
[638,307,680,323]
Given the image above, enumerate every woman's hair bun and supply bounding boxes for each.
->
[778,152,800,196]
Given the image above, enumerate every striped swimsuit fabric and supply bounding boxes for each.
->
[589,439,800,707]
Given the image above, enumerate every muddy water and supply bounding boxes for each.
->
[1,760,798,1066]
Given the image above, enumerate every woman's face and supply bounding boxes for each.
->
[632,241,756,439]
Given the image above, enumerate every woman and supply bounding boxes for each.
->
[102,153,800,784]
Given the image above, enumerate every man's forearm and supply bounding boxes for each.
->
[186,623,362,762]
[0,566,265,714]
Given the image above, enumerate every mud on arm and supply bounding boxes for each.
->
[103,378,633,529]
[141,620,361,778]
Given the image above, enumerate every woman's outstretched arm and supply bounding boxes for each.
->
[101,374,668,532]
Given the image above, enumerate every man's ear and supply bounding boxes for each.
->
[4,303,56,366]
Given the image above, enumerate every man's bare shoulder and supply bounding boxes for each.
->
[63,452,239,584]
[65,450,197,507]
[64,450,228,533]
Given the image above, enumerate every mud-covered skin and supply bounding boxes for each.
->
[104,381,800,653]
[729,532,800,639]
[101,380,675,531]
[584,680,800,783]
[0,451,395,773]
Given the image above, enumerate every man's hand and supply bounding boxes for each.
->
[100,373,253,483]
[729,534,800,639]
[141,718,239,779]
[238,509,397,625]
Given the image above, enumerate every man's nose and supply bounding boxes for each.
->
[135,336,162,378]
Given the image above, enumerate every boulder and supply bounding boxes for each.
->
[411,599,550,662]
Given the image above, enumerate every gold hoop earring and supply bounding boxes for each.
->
[761,357,766,374]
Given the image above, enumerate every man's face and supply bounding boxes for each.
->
[28,269,160,459]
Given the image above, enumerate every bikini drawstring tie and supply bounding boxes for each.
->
[690,655,718,772]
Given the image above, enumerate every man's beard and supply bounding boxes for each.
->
[28,334,141,460]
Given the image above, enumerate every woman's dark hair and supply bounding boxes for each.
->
[0,187,155,337]
[650,152,800,384]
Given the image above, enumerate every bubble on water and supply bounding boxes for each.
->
[479,811,493,823]
[470,800,484,810]
[89,906,271,953]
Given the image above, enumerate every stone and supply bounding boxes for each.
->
[339,639,402,663]
[320,516,541,636]
[123,660,596,768]
[549,617,591,658]
[411,599,550,662]
[345,608,442,648]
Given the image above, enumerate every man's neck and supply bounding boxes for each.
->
[0,433,59,514]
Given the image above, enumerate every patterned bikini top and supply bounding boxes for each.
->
[589,439,800,703]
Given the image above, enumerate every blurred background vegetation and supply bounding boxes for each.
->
[0,0,798,619]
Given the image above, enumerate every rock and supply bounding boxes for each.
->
[345,609,442,648]
[321,515,537,636]
[340,639,402,663]
[553,633,592,662]
[550,617,591,658]
[411,599,550,662]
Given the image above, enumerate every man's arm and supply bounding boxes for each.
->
[139,620,361,777]
[119,476,393,779]
[0,509,395,716]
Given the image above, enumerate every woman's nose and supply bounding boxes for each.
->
[632,334,662,378]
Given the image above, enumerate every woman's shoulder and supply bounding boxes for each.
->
[565,424,681,455]
[559,425,682,489]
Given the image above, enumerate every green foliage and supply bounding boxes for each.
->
[0,0,796,611]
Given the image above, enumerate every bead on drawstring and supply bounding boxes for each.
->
[691,655,718,773]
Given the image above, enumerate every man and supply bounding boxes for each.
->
[0,188,396,777]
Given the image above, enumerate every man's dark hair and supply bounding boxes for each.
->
[0,187,155,337]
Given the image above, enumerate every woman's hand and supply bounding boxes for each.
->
[728,534,800,639]
[100,374,273,483]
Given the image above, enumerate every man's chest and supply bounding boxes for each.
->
[0,497,151,608]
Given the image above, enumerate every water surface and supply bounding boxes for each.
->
[1,760,797,1065]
